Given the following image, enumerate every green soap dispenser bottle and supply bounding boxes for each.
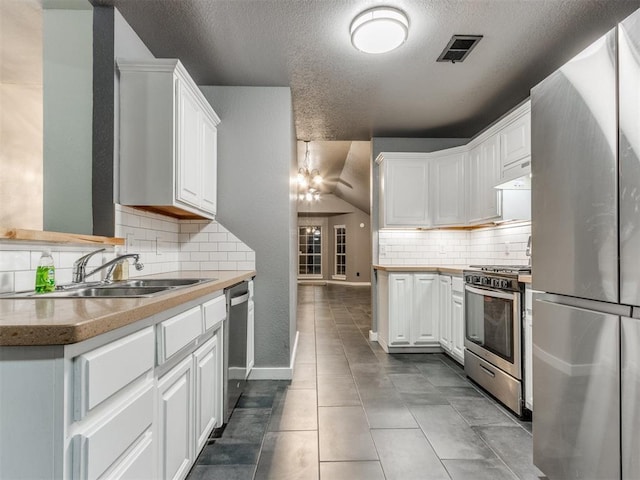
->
[35,250,56,293]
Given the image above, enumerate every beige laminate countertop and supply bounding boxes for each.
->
[373,264,533,284]
[0,270,255,346]
[373,264,467,275]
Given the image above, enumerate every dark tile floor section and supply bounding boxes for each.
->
[187,284,547,480]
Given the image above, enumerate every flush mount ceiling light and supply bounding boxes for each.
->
[297,141,322,201]
[350,7,409,54]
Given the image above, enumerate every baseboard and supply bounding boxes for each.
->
[369,330,378,342]
[247,367,292,380]
[247,331,299,381]
[297,279,371,286]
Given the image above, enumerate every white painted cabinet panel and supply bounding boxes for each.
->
[468,134,501,224]
[74,326,154,420]
[158,306,203,364]
[247,298,255,373]
[157,357,193,480]
[388,274,413,345]
[438,275,452,352]
[431,150,466,226]
[500,109,531,168]
[413,274,439,344]
[200,114,218,214]
[203,295,226,331]
[194,335,222,454]
[74,384,154,480]
[177,81,202,208]
[378,154,430,227]
[118,59,220,220]
[377,272,440,352]
[451,291,465,364]
[499,101,531,183]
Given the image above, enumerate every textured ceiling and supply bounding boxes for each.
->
[91,0,639,211]
[93,0,639,140]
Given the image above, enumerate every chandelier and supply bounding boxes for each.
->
[297,141,322,201]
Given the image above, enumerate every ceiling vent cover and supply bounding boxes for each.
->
[437,35,483,63]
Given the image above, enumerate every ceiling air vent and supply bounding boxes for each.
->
[437,35,483,63]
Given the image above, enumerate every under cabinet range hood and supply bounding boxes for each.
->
[494,174,531,190]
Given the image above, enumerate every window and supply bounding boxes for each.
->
[298,226,322,277]
[333,225,346,280]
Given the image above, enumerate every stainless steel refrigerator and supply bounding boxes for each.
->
[531,7,640,480]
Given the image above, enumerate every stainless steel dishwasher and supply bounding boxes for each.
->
[224,281,250,423]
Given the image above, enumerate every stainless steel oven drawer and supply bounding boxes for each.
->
[465,349,522,416]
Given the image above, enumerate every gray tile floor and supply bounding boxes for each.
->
[187,284,546,480]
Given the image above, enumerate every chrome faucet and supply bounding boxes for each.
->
[72,248,106,283]
[72,249,144,283]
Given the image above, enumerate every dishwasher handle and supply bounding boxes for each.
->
[230,292,250,307]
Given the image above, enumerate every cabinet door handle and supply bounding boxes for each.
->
[480,364,496,378]
[521,161,530,168]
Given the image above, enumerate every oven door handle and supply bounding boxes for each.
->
[465,284,517,301]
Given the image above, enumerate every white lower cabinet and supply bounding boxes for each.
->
[413,274,440,344]
[438,276,452,352]
[450,278,465,365]
[73,384,155,480]
[194,335,222,454]
[0,290,230,480]
[377,272,439,352]
[158,357,194,480]
[377,270,464,363]
[156,305,225,480]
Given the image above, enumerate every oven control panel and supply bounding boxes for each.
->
[464,273,519,292]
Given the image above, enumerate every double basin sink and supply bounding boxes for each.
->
[4,278,216,299]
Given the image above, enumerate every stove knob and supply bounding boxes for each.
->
[483,277,491,286]
[491,278,500,287]
[501,280,510,289]
[473,276,480,284]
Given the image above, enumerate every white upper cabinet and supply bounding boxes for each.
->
[430,148,466,226]
[499,101,531,184]
[377,153,430,227]
[377,100,530,229]
[467,134,501,224]
[118,59,221,220]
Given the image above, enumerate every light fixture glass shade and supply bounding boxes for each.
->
[350,7,409,54]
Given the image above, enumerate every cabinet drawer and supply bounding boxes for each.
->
[74,383,154,480]
[110,432,154,480]
[75,327,154,419]
[203,295,226,331]
[158,306,204,363]
[452,276,464,293]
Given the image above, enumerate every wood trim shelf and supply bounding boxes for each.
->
[0,228,124,246]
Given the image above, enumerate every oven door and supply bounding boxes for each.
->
[464,284,521,379]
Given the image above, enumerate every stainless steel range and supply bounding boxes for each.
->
[463,265,530,417]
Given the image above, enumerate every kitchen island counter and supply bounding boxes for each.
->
[0,270,255,346]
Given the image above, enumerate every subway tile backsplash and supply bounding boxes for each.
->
[0,205,256,293]
[116,205,256,275]
[378,222,531,266]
